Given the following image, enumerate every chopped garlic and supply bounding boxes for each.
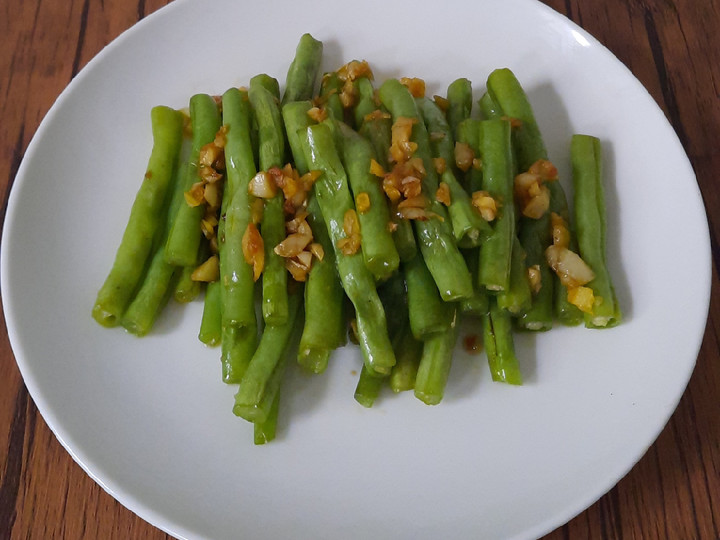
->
[399,77,426,98]
[356,192,371,214]
[567,286,595,313]
[436,182,451,206]
[471,191,498,221]
[191,255,219,282]
[527,265,542,294]
[454,142,474,172]
[242,223,264,281]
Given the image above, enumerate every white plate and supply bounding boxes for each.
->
[2,0,710,538]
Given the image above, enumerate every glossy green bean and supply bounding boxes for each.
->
[476,119,515,292]
[253,391,280,445]
[300,122,396,375]
[220,88,258,330]
[414,305,459,405]
[404,253,453,339]
[282,33,323,105]
[354,365,385,408]
[486,68,582,326]
[282,101,347,373]
[478,91,502,120]
[221,324,258,384]
[298,195,347,373]
[198,280,222,346]
[93,105,184,327]
[249,75,289,326]
[378,79,472,301]
[233,290,302,423]
[417,96,491,248]
[496,237,532,315]
[354,92,417,263]
[319,71,344,121]
[571,134,621,328]
[389,327,423,393]
[483,296,522,385]
[446,78,473,139]
[165,94,221,267]
[173,260,202,303]
[352,76,378,129]
[335,121,399,281]
[121,158,187,335]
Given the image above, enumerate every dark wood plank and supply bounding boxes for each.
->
[1,2,174,538]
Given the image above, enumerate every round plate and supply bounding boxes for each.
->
[2,0,710,538]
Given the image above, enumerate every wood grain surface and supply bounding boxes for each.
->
[1,0,718,538]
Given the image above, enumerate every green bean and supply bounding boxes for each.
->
[165,94,221,267]
[233,289,302,423]
[478,91,502,120]
[253,391,280,445]
[404,253,453,339]
[298,195,347,373]
[353,88,417,263]
[359,114,394,171]
[92,105,184,327]
[220,88,257,330]
[121,158,188,336]
[377,80,441,197]
[281,100,313,174]
[456,119,489,316]
[570,134,621,328]
[300,122,396,375]
[415,96,457,165]
[319,71,344,121]
[282,101,347,373]
[483,296,522,385]
[484,75,554,329]
[459,248,489,316]
[377,271,409,340]
[486,69,545,172]
[216,88,262,382]
[446,78,473,139]
[119,249,177,335]
[248,75,289,326]
[378,79,472,301]
[446,168,490,247]
[486,68,582,326]
[496,237,532,315]
[376,272,422,392]
[173,262,202,303]
[417,96,491,248]
[516,217,555,331]
[352,76,391,165]
[282,33,323,105]
[198,280,222,346]
[353,76,380,128]
[354,365,385,408]
[389,222,418,265]
[221,324,257,384]
[252,74,281,99]
[548,183,585,325]
[197,94,228,346]
[476,118,515,292]
[389,325,423,393]
[414,305,459,405]
[456,118,483,192]
[335,121,400,281]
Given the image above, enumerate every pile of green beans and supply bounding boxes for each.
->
[92,34,621,444]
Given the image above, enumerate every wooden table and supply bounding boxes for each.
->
[1,1,718,538]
